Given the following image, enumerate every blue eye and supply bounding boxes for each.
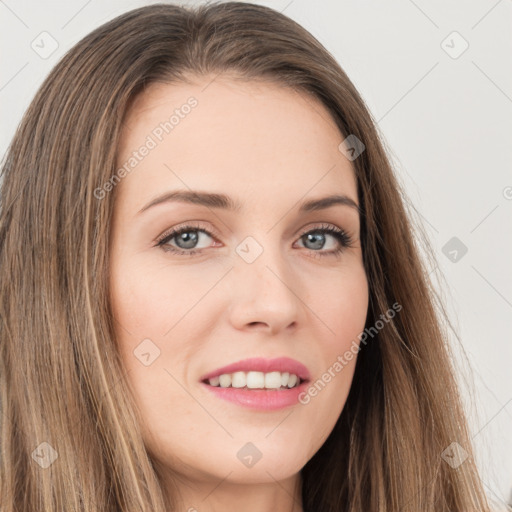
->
[155,222,216,256]
[297,225,353,255]
[156,222,354,258]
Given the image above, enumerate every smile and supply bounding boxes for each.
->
[199,357,311,410]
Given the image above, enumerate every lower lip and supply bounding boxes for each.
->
[200,381,309,411]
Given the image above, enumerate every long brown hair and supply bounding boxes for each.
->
[0,2,491,510]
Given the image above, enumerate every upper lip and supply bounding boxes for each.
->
[200,357,311,382]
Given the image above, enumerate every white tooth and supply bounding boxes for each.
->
[287,374,298,388]
[265,371,282,389]
[231,371,246,388]
[246,371,265,389]
[208,376,220,387]
[219,374,232,388]
[216,371,300,389]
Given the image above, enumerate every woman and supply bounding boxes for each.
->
[0,2,491,511]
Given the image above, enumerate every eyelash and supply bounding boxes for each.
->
[156,224,353,257]
[155,222,354,258]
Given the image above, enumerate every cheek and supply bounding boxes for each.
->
[108,257,204,448]
[109,253,218,337]
[299,264,368,420]
[108,254,230,400]
[108,254,180,378]
[314,263,369,346]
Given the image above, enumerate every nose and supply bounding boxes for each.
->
[227,242,301,335]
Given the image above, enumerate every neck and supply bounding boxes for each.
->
[162,469,304,512]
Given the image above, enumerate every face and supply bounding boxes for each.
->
[109,75,369,487]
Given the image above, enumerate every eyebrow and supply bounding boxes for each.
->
[137,190,361,215]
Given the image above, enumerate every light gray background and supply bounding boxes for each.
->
[1,0,511,509]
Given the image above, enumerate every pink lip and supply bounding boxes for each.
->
[200,381,310,411]
[199,357,311,411]
[199,357,311,382]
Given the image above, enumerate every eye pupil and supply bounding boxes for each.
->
[304,232,325,250]
[176,231,199,249]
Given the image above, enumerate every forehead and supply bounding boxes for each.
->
[115,75,358,211]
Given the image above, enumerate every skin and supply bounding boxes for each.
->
[109,74,369,512]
